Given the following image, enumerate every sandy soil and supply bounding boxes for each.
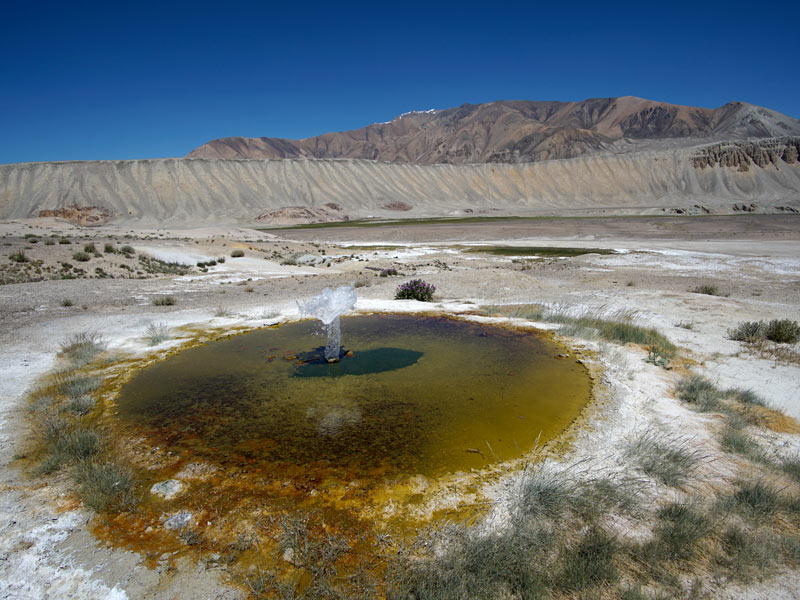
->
[1,215,799,599]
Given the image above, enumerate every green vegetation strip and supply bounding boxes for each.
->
[464,245,616,257]
[482,304,676,356]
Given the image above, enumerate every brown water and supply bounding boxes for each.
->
[117,315,590,480]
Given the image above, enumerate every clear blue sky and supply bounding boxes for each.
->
[2,0,798,164]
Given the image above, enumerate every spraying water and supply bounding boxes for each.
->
[297,285,357,362]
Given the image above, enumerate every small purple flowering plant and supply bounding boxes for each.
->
[394,279,436,302]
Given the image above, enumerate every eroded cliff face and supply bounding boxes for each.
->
[692,137,800,171]
[2,139,800,227]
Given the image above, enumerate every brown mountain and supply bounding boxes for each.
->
[187,96,800,164]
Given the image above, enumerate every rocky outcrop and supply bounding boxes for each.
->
[36,204,111,226]
[691,137,800,171]
[2,139,799,227]
[187,97,800,165]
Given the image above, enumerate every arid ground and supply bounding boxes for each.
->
[1,214,799,599]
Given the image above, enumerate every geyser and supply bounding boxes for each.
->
[297,285,357,361]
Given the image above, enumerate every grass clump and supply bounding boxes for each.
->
[395,279,436,302]
[59,331,105,365]
[625,430,702,487]
[721,480,780,520]
[83,243,96,253]
[74,460,136,512]
[558,527,619,591]
[691,284,725,296]
[720,420,762,460]
[72,251,91,262]
[9,250,28,263]
[230,249,245,257]
[716,526,777,582]
[66,395,96,416]
[60,298,74,307]
[781,456,800,483]
[56,374,102,398]
[646,502,711,563]
[675,375,723,412]
[152,295,176,306]
[386,521,552,600]
[36,422,100,474]
[145,321,170,345]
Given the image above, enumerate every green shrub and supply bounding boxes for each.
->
[152,295,176,306]
[72,251,90,262]
[104,243,115,253]
[728,321,767,342]
[231,249,245,258]
[729,319,800,344]
[84,243,96,253]
[9,250,28,263]
[764,319,800,344]
[58,238,71,245]
[120,245,135,254]
[60,298,74,307]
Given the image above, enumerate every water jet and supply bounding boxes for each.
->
[297,285,357,362]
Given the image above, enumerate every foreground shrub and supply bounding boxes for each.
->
[72,251,90,262]
[152,295,176,306]
[74,460,136,512]
[395,279,436,302]
[9,250,28,263]
[230,249,245,258]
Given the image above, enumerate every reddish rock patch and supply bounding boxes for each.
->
[382,201,413,211]
[38,204,112,226]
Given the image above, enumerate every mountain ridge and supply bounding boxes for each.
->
[187,96,800,164]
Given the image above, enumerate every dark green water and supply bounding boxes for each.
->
[117,315,591,477]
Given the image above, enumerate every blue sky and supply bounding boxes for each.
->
[2,0,798,164]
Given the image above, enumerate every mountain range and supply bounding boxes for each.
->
[187,96,800,164]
